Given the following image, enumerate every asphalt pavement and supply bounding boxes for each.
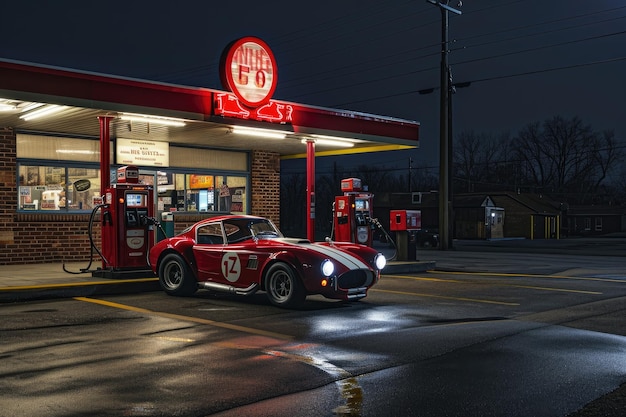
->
[0,236,624,416]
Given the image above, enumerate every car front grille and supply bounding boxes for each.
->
[338,270,369,289]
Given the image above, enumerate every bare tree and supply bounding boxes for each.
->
[454,130,506,192]
[512,116,622,203]
[592,130,621,189]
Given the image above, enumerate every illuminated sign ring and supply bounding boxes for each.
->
[220,37,278,108]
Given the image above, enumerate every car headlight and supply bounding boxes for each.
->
[374,253,386,270]
[321,259,335,277]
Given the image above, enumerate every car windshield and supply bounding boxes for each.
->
[224,218,282,243]
[249,220,281,238]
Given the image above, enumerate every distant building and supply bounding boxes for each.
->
[376,191,626,241]
[563,205,626,236]
[489,193,560,239]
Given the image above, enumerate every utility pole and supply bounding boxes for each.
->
[427,0,461,250]
[409,157,413,193]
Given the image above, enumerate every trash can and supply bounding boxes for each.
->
[395,230,418,261]
[159,212,174,240]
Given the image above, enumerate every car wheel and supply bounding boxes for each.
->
[265,262,306,309]
[159,253,197,297]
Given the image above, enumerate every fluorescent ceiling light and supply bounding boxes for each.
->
[304,134,362,147]
[20,104,68,121]
[0,103,16,111]
[231,126,287,139]
[311,134,362,144]
[301,138,354,148]
[21,102,45,113]
[120,113,186,127]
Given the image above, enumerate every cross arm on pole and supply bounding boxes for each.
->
[426,0,462,15]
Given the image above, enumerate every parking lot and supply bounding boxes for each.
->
[1,237,624,416]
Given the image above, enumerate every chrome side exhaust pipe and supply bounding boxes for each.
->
[198,282,259,296]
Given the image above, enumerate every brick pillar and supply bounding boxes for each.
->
[250,150,280,228]
[0,127,16,250]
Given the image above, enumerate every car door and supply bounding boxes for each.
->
[193,222,225,282]
[219,221,261,288]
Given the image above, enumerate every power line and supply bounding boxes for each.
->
[334,55,626,107]
[456,5,626,44]
[451,15,626,54]
[282,26,626,104]
[465,55,626,84]
[453,30,626,67]
[293,27,626,103]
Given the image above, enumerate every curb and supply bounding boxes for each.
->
[383,261,436,274]
[0,278,160,303]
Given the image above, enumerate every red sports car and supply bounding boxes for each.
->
[149,215,386,308]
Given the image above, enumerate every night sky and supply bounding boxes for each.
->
[2,0,625,175]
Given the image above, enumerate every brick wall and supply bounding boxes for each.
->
[250,149,281,228]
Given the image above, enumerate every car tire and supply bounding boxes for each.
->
[265,262,306,309]
[159,253,197,297]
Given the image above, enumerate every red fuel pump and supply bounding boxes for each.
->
[333,178,375,246]
[95,166,155,278]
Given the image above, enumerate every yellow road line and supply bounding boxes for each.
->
[74,297,293,341]
[383,274,464,283]
[429,270,625,283]
[384,274,602,295]
[371,288,520,306]
[0,277,158,291]
[505,285,601,295]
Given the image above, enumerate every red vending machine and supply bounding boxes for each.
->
[389,209,422,261]
[333,178,374,246]
[95,166,155,278]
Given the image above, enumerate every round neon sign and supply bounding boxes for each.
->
[219,37,278,108]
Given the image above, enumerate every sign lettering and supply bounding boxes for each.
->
[220,37,278,108]
[116,138,169,167]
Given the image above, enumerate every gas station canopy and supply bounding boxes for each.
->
[0,58,419,158]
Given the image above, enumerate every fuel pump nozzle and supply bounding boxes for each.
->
[63,202,110,274]
[136,215,167,269]
[369,217,398,261]
[142,215,165,233]
[102,205,112,226]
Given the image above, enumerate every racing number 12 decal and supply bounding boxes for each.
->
[221,252,241,282]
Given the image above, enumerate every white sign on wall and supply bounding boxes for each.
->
[116,138,169,167]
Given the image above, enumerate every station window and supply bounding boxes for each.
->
[18,164,102,212]
[216,175,247,213]
[16,134,249,214]
[154,172,247,214]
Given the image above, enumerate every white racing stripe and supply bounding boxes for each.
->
[277,238,370,270]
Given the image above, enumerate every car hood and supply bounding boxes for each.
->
[270,237,371,270]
